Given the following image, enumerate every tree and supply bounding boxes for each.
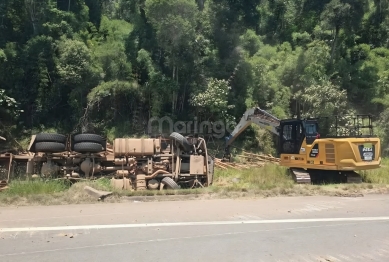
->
[190,78,235,123]
[293,79,349,118]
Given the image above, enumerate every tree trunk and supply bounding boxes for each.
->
[181,81,186,112]
[172,66,175,114]
[25,0,38,35]
[330,26,340,65]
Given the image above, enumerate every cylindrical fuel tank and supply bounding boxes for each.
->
[114,138,156,157]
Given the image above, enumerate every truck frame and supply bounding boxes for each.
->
[0,132,214,191]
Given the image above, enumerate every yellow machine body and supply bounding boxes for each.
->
[280,137,381,171]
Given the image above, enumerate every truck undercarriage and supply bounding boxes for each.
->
[0,132,214,191]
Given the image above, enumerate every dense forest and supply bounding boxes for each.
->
[0,0,389,155]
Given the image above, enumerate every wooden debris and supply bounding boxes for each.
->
[242,151,280,162]
[215,163,227,169]
[214,159,239,170]
[0,180,8,192]
[214,152,280,170]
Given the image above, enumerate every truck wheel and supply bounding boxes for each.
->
[35,142,66,153]
[73,134,106,146]
[169,132,192,152]
[208,155,214,185]
[35,133,67,144]
[73,142,104,153]
[161,177,180,190]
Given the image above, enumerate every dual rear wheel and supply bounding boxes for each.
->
[33,133,106,153]
[71,134,106,153]
[34,133,67,153]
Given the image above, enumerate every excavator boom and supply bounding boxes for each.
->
[225,107,280,145]
[223,107,280,160]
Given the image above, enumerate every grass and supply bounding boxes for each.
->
[3,179,71,196]
[1,159,389,206]
[359,158,389,184]
[211,163,389,198]
[213,163,294,191]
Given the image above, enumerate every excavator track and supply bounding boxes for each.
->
[289,169,362,184]
[344,171,363,183]
[290,168,311,184]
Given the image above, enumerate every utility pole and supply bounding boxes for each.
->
[68,0,71,11]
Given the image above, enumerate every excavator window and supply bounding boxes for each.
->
[279,120,304,154]
[283,124,292,140]
[304,121,319,145]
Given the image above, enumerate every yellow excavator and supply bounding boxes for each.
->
[223,107,382,184]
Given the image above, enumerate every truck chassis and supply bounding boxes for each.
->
[0,132,214,191]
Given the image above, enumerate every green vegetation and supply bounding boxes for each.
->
[360,158,389,184]
[1,1,389,204]
[3,179,70,196]
[1,161,388,206]
[213,164,294,191]
[0,0,388,155]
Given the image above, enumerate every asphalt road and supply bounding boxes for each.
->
[1,195,389,262]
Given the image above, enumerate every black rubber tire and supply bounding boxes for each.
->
[35,142,66,153]
[73,142,104,153]
[207,155,214,185]
[208,155,214,174]
[35,133,66,144]
[161,177,180,190]
[169,132,192,152]
[73,134,106,146]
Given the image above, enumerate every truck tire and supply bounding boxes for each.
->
[73,142,104,153]
[161,177,180,190]
[35,133,67,144]
[73,134,106,146]
[208,156,215,186]
[35,142,66,153]
[169,132,192,152]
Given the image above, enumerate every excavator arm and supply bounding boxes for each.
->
[223,107,281,161]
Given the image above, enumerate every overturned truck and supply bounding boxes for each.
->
[22,132,214,190]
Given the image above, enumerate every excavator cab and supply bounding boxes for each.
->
[278,119,319,155]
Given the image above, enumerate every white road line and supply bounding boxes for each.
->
[1,216,389,232]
